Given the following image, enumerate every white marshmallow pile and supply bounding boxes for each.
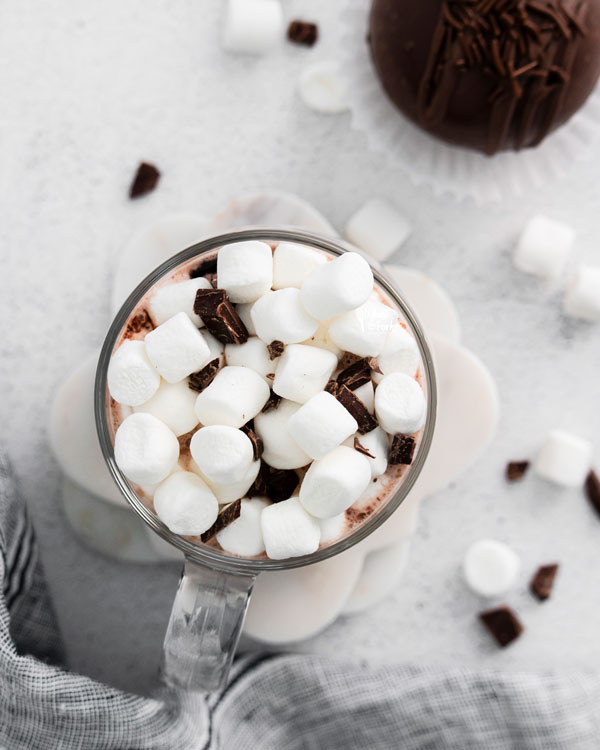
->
[109,242,426,560]
[463,539,520,598]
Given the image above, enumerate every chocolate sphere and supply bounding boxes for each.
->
[369,0,600,154]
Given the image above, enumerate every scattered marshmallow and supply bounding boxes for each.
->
[355,426,389,478]
[198,459,261,504]
[513,214,575,280]
[328,299,397,357]
[114,412,179,486]
[299,445,371,518]
[534,429,593,487]
[288,391,358,460]
[318,512,348,543]
[217,497,269,556]
[251,289,319,345]
[145,312,211,383]
[302,319,342,357]
[194,365,270,428]
[153,471,219,536]
[222,0,284,55]
[236,302,257,335]
[254,399,311,469]
[190,426,254,484]
[273,344,338,404]
[225,337,278,382]
[272,242,327,289]
[217,241,273,303]
[373,323,420,383]
[463,539,520,598]
[563,266,600,322]
[149,277,212,327]
[345,198,412,262]
[301,252,373,320]
[134,379,199,437]
[107,339,160,407]
[261,496,321,559]
[299,61,347,114]
[354,380,374,413]
[374,372,426,435]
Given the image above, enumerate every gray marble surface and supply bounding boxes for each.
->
[0,0,599,696]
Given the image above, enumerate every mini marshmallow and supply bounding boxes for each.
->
[145,312,211,383]
[288,391,357,460]
[302,319,342,358]
[463,539,520,598]
[534,429,593,487]
[153,471,219,536]
[251,289,318,345]
[149,277,212,327]
[254,399,311,469]
[194,365,270,428]
[114,412,179,486]
[190,425,254,484]
[236,303,257,335]
[563,266,600,322]
[345,198,412,262]
[273,344,338,404]
[354,380,374,413]
[225,337,278,382]
[299,445,371,519]
[217,497,269,556]
[217,241,273,303]
[299,61,348,114]
[318,512,348,543]
[134,380,199,437]
[107,339,160,406]
[301,252,373,320]
[222,0,283,55]
[513,214,575,280]
[272,242,327,289]
[329,299,397,357]
[373,323,420,383]
[374,372,426,435]
[261,496,321,560]
[355,426,389,478]
[202,459,260,504]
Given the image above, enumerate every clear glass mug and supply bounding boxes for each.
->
[95,228,436,693]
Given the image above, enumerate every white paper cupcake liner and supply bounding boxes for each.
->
[338,0,600,203]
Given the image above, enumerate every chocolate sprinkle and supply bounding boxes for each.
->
[200,499,241,543]
[354,437,375,459]
[530,563,559,601]
[336,358,371,390]
[125,309,154,338]
[389,435,415,465]
[188,358,220,392]
[248,462,299,503]
[287,20,319,46]
[194,288,249,344]
[267,340,285,360]
[479,606,523,647]
[585,470,600,517]
[129,162,160,199]
[241,424,264,461]
[262,391,281,413]
[506,460,530,481]
[189,256,217,279]
[335,384,378,434]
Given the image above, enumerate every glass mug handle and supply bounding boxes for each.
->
[161,557,257,692]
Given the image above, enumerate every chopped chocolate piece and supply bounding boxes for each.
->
[479,606,523,648]
[287,20,319,46]
[336,357,371,390]
[262,391,281,413]
[248,462,299,503]
[389,435,415,465]
[530,564,559,601]
[204,272,218,288]
[338,352,362,371]
[335,384,378,434]
[367,357,383,375]
[354,437,375,459]
[200,499,242,543]
[125,309,154,337]
[129,162,160,199]
[241,424,264,461]
[267,340,285,360]
[585,470,600,518]
[189,256,217,279]
[194,288,249,344]
[188,358,221,393]
[506,460,530,482]
[324,380,339,396]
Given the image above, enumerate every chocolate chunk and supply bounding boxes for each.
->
[262,391,281,413]
[389,435,415,465]
[241,423,264,461]
[267,340,285,360]
[506,460,530,482]
[188,358,220,393]
[200,499,242,543]
[354,437,375,459]
[194,288,249,344]
[189,256,217,279]
[129,162,160,199]
[324,380,339,396]
[479,606,523,648]
[336,358,371,390]
[125,308,154,337]
[367,357,383,375]
[248,462,299,503]
[287,20,319,46]
[335,384,378,434]
[338,352,362,371]
[530,564,559,601]
[585,470,600,518]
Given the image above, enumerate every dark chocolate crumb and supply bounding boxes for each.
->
[241,424,264,461]
[129,162,160,199]
[479,606,523,648]
[354,437,375,459]
[262,391,281,413]
[335,384,378,434]
[506,460,530,481]
[189,256,217,279]
[201,499,242,543]
[267,340,285,360]
[367,357,383,375]
[188,358,221,393]
[194,288,249,344]
[389,435,415,465]
[336,358,371,391]
[530,564,559,601]
[585,470,600,518]
[248,462,299,503]
[125,309,154,337]
[287,20,319,46]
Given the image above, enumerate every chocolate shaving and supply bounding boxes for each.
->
[367,357,383,375]
[248,462,299,503]
[129,162,160,199]
[389,435,415,465]
[188,358,220,392]
[336,358,371,390]
[200,499,241,543]
[262,391,281,413]
[530,563,559,601]
[241,423,264,461]
[287,20,319,46]
[189,256,217,279]
[585,470,600,518]
[194,288,249,344]
[354,437,375,459]
[479,606,523,647]
[335,384,378,434]
[267,340,285,360]
[506,460,530,481]
[125,309,154,337]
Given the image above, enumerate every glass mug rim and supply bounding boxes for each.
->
[95,228,437,574]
